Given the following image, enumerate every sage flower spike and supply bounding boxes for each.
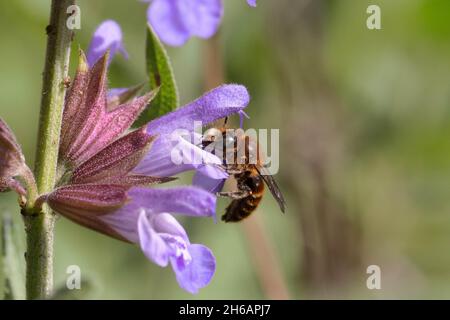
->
[43,51,250,293]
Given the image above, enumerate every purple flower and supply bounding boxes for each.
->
[145,0,257,47]
[247,0,257,7]
[87,20,128,66]
[87,2,257,51]
[101,188,216,293]
[46,184,217,293]
[43,51,249,293]
[146,0,223,47]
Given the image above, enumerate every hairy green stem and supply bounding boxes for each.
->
[21,165,38,210]
[24,0,74,300]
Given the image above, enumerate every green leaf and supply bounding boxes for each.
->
[1,214,25,300]
[135,23,179,126]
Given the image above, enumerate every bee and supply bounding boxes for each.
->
[202,120,286,222]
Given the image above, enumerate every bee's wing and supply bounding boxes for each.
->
[256,166,286,213]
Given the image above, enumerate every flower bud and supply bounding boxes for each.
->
[0,118,26,192]
[59,51,157,167]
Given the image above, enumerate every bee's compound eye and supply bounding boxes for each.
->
[203,128,222,142]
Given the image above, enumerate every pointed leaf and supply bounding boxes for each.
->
[135,24,179,125]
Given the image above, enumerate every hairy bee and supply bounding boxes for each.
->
[202,123,285,222]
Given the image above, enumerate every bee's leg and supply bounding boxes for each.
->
[216,190,250,199]
[223,165,243,174]
[218,183,251,198]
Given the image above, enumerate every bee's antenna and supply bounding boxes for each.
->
[224,117,228,126]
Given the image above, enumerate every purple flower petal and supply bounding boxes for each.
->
[128,186,217,218]
[138,211,189,267]
[247,0,257,7]
[181,0,223,39]
[192,168,226,193]
[196,164,228,180]
[100,185,216,242]
[134,133,223,178]
[87,20,128,66]
[147,84,250,135]
[147,0,190,47]
[138,211,170,266]
[171,244,216,294]
[148,0,223,47]
[137,211,215,293]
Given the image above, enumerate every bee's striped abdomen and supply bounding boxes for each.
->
[221,171,264,222]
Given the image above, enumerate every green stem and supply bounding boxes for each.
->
[21,165,39,209]
[24,0,74,300]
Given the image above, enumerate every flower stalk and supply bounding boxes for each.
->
[23,0,74,300]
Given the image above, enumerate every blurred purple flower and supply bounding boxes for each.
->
[247,0,257,7]
[146,0,223,47]
[144,0,256,47]
[87,2,257,51]
[44,51,249,293]
[87,20,128,66]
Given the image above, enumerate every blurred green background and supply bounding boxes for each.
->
[1,0,450,299]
